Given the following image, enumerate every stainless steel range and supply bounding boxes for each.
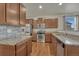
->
[37,24,45,42]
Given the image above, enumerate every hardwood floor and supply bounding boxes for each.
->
[31,42,51,56]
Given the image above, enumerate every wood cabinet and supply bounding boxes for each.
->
[0,45,9,56]
[33,18,45,28]
[64,45,79,56]
[50,34,64,56]
[37,18,45,24]
[16,40,27,56]
[0,37,32,56]
[33,18,58,28]
[50,43,57,56]
[0,45,15,56]
[33,20,38,28]
[32,32,37,42]
[0,3,26,25]
[15,38,32,56]
[26,19,33,24]
[50,34,57,56]
[50,34,79,56]
[45,18,58,28]
[26,38,32,55]
[6,3,19,25]
[0,4,6,24]
[45,33,51,43]
[16,38,32,56]
[57,41,64,56]
[20,4,26,25]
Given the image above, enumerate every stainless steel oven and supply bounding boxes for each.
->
[37,32,45,42]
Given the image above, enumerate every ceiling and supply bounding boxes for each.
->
[23,3,79,18]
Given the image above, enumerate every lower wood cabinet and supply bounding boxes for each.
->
[50,43,57,56]
[64,45,79,56]
[57,41,64,56]
[16,38,32,56]
[45,33,52,43]
[32,33,37,42]
[0,45,10,56]
[0,37,32,56]
[16,40,27,56]
[50,34,64,56]
[26,39,32,55]
[50,34,79,56]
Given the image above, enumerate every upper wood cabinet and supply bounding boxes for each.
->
[33,20,38,28]
[26,19,33,24]
[6,3,19,25]
[37,18,45,24]
[0,4,6,24]
[33,18,58,28]
[45,18,58,28]
[20,4,26,25]
[33,18,45,28]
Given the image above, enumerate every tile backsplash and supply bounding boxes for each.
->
[0,25,26,40]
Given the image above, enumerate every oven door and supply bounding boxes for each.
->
[37,33,45,42]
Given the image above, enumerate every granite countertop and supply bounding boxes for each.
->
[52,32,79,45]
[0,36,32,45]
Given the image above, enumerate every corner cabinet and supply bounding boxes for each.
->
[20,4,26,26]
[6,3,19,25]
[0,4,6,24]
[0,37,32,56]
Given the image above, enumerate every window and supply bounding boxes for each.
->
[64,16,76,31]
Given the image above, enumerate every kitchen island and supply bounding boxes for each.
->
[0,36,32,56]
[51,32,79,56]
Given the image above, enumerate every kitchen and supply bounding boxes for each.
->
[0,3,79,56]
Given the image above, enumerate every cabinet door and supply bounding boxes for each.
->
[33,20,38,28]
[45,33,51,43]
[6,3,19,25]
[45,18,58,28]
[64,45,79,56]
[16,41,27,56]
[57,42,64,56]
[52,34,57,43]
[0,45,9,56]
[0,4,6,24]
[32,32,37,42]
[50,35,57,55]
[26,19,33,24]
[20,4,26,25]
[26,39,32,55]
[50,43,57,56]
[37,18,44,24]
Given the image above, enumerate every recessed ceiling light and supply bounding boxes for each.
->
[59,3,62,5]
[39,5,43,9]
